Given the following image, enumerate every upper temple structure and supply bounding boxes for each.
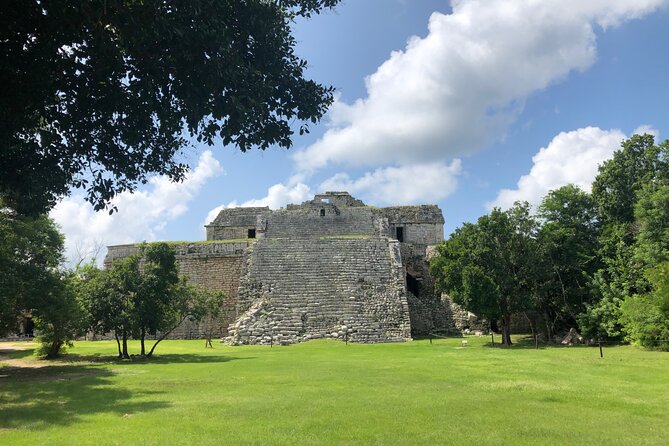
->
[105,192,473,345]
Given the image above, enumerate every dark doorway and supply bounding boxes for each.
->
[320,209,325,217]
[25,318,35,337]
[396,226,404,242]
[247,228,256,239]
[406,273,420,297]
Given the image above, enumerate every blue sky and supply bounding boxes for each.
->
[51,0,669,263]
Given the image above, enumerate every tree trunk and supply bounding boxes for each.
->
[140,328,146,356]
[544,311,553,341]
[523,311,538,348]
[44,339,62,359]
[147,315,188,358]
[122,328,130,359]
[114,331,122,358]
[501,312,513,346]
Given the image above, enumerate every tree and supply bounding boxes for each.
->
[33,270,86,358]
[0,205,65,336]
[620,262,669,350]
[582,135,669,339]
[81,254,134,358]
[536,185,601,336]
[1,0,339,215]
[0,204,86,357]
[80,242,226,358]
[619,183,669,349]
[592,134,668,226]
[134,243,179,356]
[634,183,669,267]
[144,279,225,357]
[431,202,540,345]
[101,254,141,358]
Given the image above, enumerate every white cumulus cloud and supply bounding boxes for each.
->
[51,150,222,264]
[633,124,660,141]
[488,127,626,210]
[293,0,665,174]
[320,160,462,205]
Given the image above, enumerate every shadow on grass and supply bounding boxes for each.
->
[0,350,253,430]
[0,364,169,430]
[2,345,254,365]
[0,348,35,360]
[483,335,593,350]
[61,352,255,365]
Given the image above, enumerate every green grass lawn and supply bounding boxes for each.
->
[1,337,668,445]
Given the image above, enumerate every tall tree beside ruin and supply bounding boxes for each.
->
[79,243,225,358]
[535,185,601,337]
[145,279,226,357]
[0,0,339,215]
[430,202,540,345]
[87,255,141,359]
[134,243,180,356]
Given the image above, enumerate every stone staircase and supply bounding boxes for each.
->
[225,237,411,345]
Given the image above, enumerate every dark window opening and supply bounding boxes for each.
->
[396,226,404,242]
[247,228,256,239]
[320,209,325,217]
[406,273,420,297]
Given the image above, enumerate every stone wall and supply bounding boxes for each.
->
[380,205,445,224]
[205,207,269,240]
[264,207,377,238]
[206,226,254,241]
[289,191,366,209]
[379,205,444,246]
[170,255,242,339]
[388,223,443,245]
[226,237,411,345]
[400,243,453,335]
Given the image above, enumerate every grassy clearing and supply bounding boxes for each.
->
[1,337,668,445]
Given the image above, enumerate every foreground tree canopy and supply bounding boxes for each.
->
[1,0,339,214]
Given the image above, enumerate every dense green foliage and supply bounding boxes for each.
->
[0,208,64,335]
[620,263,669,349]
[430,203,540,345]
[432,134,669,349]
[32,270,87,358]
[536,185,601,337]
[0,207,86,357]
[1,338,669,445]
[1,0,339,215]
[617,183,669,348]
[0,213,222,359]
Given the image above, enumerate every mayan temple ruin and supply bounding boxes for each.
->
[105,192,475,345]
